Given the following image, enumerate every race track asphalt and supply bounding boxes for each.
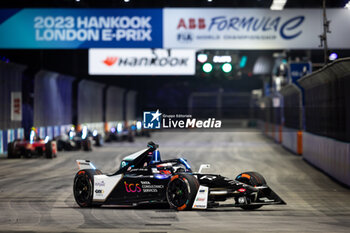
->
[0,129,349,233]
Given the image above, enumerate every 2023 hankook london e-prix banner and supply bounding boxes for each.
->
[0,8,350,49]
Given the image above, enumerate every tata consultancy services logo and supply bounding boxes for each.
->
[143,110,162,129]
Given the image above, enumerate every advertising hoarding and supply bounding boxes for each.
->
[11,92,22,121]
[89,48,196,75]
[163,8,350,49]
[0,9,163,48]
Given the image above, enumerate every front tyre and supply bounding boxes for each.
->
[73,169,101,207]
[235,171,266,210]
[166,173,199,211]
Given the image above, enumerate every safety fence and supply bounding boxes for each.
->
[258,58,350,186]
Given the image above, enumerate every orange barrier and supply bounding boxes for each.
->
[279,125,283,143]
[297,130,303,155]
[104,122,109,132]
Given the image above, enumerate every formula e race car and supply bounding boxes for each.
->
[105,122,135,143]
[73,142,285,210]
[7,128,57,159]
[56,126,102,151]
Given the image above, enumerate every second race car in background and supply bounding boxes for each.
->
[7,127,57,159]
[56,126,103,151]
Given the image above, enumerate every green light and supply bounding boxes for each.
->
[202,63,213,73]
[222,63,232,73]
[239,56,247,68]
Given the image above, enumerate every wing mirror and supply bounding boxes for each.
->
[198,164,210,173]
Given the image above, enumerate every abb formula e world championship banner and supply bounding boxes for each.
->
[89,49,196,75]
[0,9,162,48]
[163,8,350,49]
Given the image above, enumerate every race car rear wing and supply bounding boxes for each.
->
[76,160,97,170]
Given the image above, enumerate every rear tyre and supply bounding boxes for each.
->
[73,169,102,207]
[95,134,103,147]
[166,173,199,211]
[57,140,64,151]
[45,140,57,158]
[24,150,32,159]
[82,139,92,151]
[7,142,19,158]
[235,171,266,210]
[128,133,134,142]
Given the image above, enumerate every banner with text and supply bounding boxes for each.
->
[0,9,163,48]
[89,48,196,75]
[163,8,350,49]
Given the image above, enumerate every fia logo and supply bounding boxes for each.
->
[143,110,162,129]
[177,33,193,42]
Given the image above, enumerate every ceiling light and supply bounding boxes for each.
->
[270,0,287,11]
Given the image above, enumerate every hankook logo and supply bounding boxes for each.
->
[89,49,196,75]
[102,56,189,68]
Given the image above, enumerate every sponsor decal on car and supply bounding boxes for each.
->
[124,182,142,193]
[95,189,104,196]
[95,181,105,187]
[140,181,164,193]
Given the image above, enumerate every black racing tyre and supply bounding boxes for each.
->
[24,149,32,159]
[57,140,64,151]
[95,134,103,147]
[166,173,199,211]
[45,141,53,158]
[128,133,134,142]
[235,171,266,187]
[7,142,19,159]
[235,171,266,210]
[46,140,57,158]
[73,169,102,207]
[82,139,92,151]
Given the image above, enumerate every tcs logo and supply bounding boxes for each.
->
[124,181,142,193]
[177,18,206,30]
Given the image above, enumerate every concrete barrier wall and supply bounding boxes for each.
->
[82,122,105,136]
[282,126,303,155]
[36,125,72,140]
[303,132,350,186]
